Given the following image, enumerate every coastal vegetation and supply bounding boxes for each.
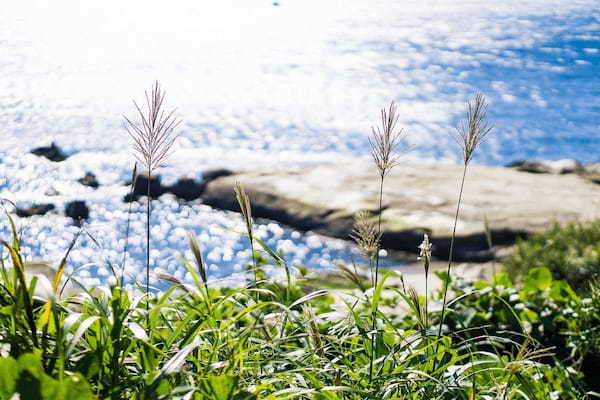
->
[0,86,598,399]
[504,220,600,295]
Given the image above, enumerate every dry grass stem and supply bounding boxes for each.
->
[454,92,493,165]
[124,81,180,176]
[369,101,407,178]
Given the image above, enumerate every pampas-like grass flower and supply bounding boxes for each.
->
[123,81,180,320]
[453,93,493,165]
[370,101,406,179]
[124,81,180,176]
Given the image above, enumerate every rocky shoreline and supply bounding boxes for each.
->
[20,143,600,263]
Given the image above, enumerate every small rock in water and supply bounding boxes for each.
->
[506,159,581,174]
[168,178,205,201]
[124,174,167,202]
[44,187,60,196]
[78,172,99,189]
[65,201,89,223]
[31,142,68,162]
[16,203,55,218]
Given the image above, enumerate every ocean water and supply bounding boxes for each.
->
[0,0,598,288]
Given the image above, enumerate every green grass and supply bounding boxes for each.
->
[0,210,598,399]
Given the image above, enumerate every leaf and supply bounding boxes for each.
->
[199,375,239,400]
[549,280,578,303]
[40,232,80,328]
[524,267,552,292]
[15,353,94,400]
[289,290,328,309]
[126,321,149,341]
[492,272,512,288]
[148,337,202,392]
[372,271,392,313]
[252,236,285,267]
[519,309,539,323]
[0,356,18,398]
[65,316,100,359]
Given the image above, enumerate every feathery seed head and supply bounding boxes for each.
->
[124,81,180,175]
[350,210,380,260]
[154,271,191,294]
[454,92,493,165]
[187,231,207,284]
[370,101,407,178]
[234,181,253,239]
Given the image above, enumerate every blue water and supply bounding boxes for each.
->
[0,1,598,288]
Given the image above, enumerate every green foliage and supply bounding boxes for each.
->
[503,220,600,294]
[440,267,600,394]
[1,210,599,399]
[0,353,94,399]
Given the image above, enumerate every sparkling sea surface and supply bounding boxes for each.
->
[1,0,598,288]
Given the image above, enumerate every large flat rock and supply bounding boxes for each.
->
[202,161,599,262]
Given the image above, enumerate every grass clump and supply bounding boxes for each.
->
[503,220,600,294]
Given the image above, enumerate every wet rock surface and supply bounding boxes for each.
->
[16,204,55,218]
[124,174,167,202]
[123,169,233,202]
[78,172,100,189]
[202,161,599,262]
[579,163,600,184]
[65,200,89,222]
[31,143,68,162]
[506,159,582,174]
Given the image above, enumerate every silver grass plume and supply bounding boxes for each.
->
[124,81,180,176]
[436,91,494,348]
[369,101,406,179]
[453,93,493,165]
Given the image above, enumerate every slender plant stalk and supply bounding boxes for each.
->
[120,163,138,288]
[369,175,384,384]
[146,171,151,323]
[366,101,406,384]
[437,93,492,339]
[437,163,467,339]
[433,93,492,374]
